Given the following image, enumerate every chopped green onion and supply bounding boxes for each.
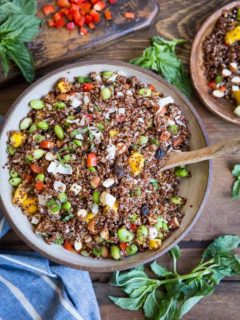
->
[167,124,178,135]
[138,88,152,97]
[54,125,64,140]
[54,102,66,109]
[93,190,100,204]
[215,75,223,84]
[77,76,92,83]
[170,196,183,205]
[29,124,37,133]
[10,169,19,178]
[7,145,16,156]
[37,121,49,131]
[58,192,68,203]
[137,135,149,145]
[29,99,45,110]
[89,166,97,172]
[36,173,45,182]
[9,177,21,187]
[73,139,82,147]
[62,201,71,211]
[33,134,45,143]
[175,167,189,177]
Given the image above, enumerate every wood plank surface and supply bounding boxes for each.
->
[0,0,240,319]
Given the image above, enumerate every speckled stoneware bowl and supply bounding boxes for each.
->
[0,61,212,272]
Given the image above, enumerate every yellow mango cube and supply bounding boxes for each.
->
[149,239,162,250]
[128,152,145,176]
[83,213,95,223]
[57,80,71,93]
[225,26,240,45]
[22,197,38,215]
[10,132,26,148]
[233,90,240,105]
[109,129,119,138]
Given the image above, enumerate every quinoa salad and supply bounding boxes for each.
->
[203,6,240,116]
[6,71,190,260]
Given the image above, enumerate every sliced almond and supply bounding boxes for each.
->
[100,228,109,240]
[230,62,238,72]
[231,76,240,85]
[90,176,101,189]
[212,90,225,98]
[88,219,98,234]
[222,69,232,77]
[74,241,82,251]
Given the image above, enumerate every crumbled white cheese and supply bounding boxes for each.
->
[118,108,126,115]
[100,191,116,208]
[70,183,82,195]
[95,74,102,81]
[38,195,50,206]
[53,181,66,193]
[222,69,232,77]
[92,203,99,214]
[231,76,240,85]
[31,217,39,225]
[126,90,133,95]
[158,96,174,108]
[75,133,84,140]
[232,85,240,91]
[47,161,72,175]
[89,126,102,144]
[149,227,158,240]
[137,118,144,123]
[106,144,116,161]
[212,90,225,98]
[77,209,87,218]
[108,74,118,82]
[117,92,124,97]
[83,94,90,105]
[74,241,82,251]
[70,93,82,108]
[45,152,56,161]
[104,106,116,119]
[79,117,85,126]
[103,178,115,188]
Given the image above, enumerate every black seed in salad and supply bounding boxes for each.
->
[6,71,190,260]
[155,148,166,160]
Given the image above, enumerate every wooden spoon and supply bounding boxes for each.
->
[162,138,240,171]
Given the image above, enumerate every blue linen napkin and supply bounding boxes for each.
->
[0,117,101,320]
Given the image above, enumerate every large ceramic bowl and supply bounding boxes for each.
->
[0,61,212,272]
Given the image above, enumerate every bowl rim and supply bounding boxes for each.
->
[190,1,240,125]
[0,60,212,272]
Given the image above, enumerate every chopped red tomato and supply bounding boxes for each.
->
[85,14,93,24]
[70,8,81,23]
[124,12,135,19]
[40,141,55,149]
[54,18,66,28]
[57,0,70,8]
[108,0,117,3]
[30,164,43,174]
[61,8,73,20]
[130,223,137,231]
[149,84,155,91]
[90,0,99,4]
[35,181,44,191]
[85,114,93,121]
[120,243,128,251]
[77,16,85,27]
[88,22,95,29]
[90,9,100,23]
[53,12,63,21]
[67,21,75,30]
[87,153,97,167]
[208,80,216,90]
[43,4,55,16]
[219,85,226,92]
[104,9,112,20]
[79,1,92,11]
[82,83,94,91]
[63,240,74,251]
[48,19,55,27]
[94,1,106,11]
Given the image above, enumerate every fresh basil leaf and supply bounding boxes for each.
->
[232,164,240,177]
[232,180,240,199]
[150,261,173,277]
[143,289,160,319]
[4,40,34,82]
[203,235,240,260]
[0,45,9,76]
[109,295,145,310]
[170,245,181,260]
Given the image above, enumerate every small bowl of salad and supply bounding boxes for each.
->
[0,60,211,271]
[191,1,240,125]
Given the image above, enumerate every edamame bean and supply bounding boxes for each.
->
[33,134,45,143]
[154,217,163,230]
[77,76,92,83]
[138,88,152,97]
[54,102,66,109]
[174,167,189,178]
[10,169,19,178]
[215,75,222,84]
[102,71,114,79]
[62,201,71,211]
[47,199,61,215]
[54,125,64,140]
[63,154,71,163]
[111,245,121,260]
[167,125,178,135]
[29,124,37,133]
[37,121,49,131]
[126,244,138,256]
[58,192,67,203]
[137,225,148,239]
[101,87,112,100]
[117,228,134,242]
[25,154,34,162]
[29,99,45,110]
[9,177,21,187]
[73,139,82,147]
[93,191,100,204]
[170,196,183,205]
[7,145,15,156]
[162,222,169,232]
[137,135,149,145]
[36,173,45,182]
[20,117,32,130]
[33,149,45,160]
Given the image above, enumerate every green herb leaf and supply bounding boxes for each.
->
[109,295,145,311]
[203,235,240,260]
[170,245,181,260]
[232,180,240,199]
[179,296,204,318]
[232,164,240,177]
[143,289,160,319]
[0,45,9,76]
[150,261,173,277]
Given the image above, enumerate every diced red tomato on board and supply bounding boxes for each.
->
[43,4,55,16]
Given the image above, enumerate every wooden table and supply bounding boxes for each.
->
[0,0,240,319]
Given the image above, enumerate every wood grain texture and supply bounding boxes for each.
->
[0,0,240,318]
[0,0,158,85]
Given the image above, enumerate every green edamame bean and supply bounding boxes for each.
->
[58,192,67,203]
[73,139,82,147]
[9,177,21,187]
[167,125,178,135]
[101,87,112,100]
[138,88,152,97]
[29,99,45,110]
[54,125,64,140]
[154,217,163,230]
[20,117,32,130]
[7,145,16,156]
[63,154,71,163]
[93,191,100,204]
[174,167,189,178]
[126,244,138,256]
[117,228,134,243]
[54,102,66,109]
[37,121,49,131]
[102,71,114,79]
[10,169,19,178]
[33,134,45,143]
[25,154,34,162]
[162,222,169,232]
[47,199,61,215]
[33,149,45,160]
[77,76,92,83]
[111,245,121,260]
[215,75,222,84]
[29,124,37,133]
[129,213,139,223]
[137,135,149,145]
[137,225,148,239]
[62,201,71,211]
[36,173,45,182]
[170,196,183,205]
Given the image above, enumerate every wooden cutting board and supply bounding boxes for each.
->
[0,0,159,85]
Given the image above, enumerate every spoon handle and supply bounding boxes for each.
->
[162,138,240,171]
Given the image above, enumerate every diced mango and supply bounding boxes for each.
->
[233,90,240,105]
[57,80,71,93]
[10,131,26,148]
[22,197,38,215]
[225,26,240,45]
[104,201,118,214]
[13,184,28,205]
[83,213,95,223]
[109,129,119,138]
[149,239,162,250]
[128,152,145,176]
